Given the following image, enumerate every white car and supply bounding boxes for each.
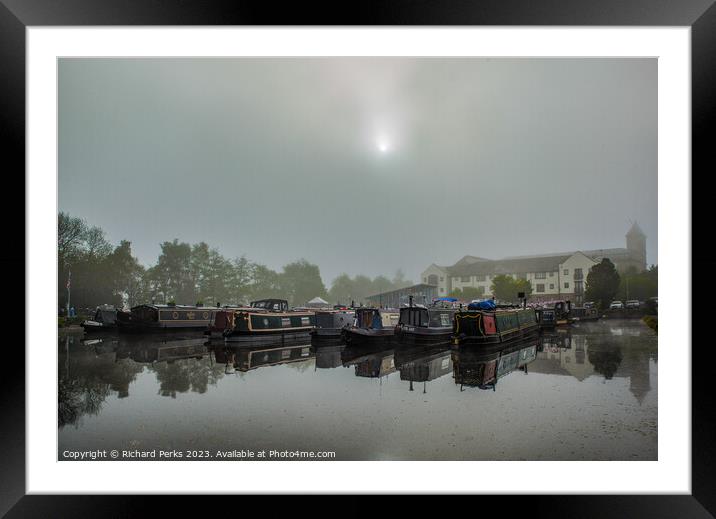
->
[609,301,624,309]
[625,300,641,309]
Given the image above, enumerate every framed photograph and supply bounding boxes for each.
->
[5,0,711,515]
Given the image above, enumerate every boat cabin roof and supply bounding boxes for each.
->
[250,299,289,311]
[131,304,217,311]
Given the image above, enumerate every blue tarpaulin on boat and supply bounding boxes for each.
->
[434,297,458,302]
[468,299,496,311]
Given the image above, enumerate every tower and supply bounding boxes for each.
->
[626,222,647,272]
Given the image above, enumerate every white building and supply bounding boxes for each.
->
[421,223,647,305]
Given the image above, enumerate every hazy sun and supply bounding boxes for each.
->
[377,140,390,153]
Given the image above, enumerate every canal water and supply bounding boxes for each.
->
[58,319,657,461]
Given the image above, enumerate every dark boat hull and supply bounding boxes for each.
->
[116,321,209,334]
[395,325,453,346]
[342,327,394,346]
[224,330,312,344]
[81,321,117,333]
[453,324,540,346]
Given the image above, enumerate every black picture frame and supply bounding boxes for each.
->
[3,0,711,516]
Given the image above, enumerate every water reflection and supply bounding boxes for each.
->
[341,344,396,378]
[212,343,314,373]
[59,319,657,453]
[394,343,452,393]
[452,341,538,390]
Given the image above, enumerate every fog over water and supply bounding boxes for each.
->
[59,58,657,283]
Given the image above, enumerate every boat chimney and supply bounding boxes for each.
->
[409,295,413,308]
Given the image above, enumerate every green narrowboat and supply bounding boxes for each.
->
[223,299,316,342]
[452,307,539,346]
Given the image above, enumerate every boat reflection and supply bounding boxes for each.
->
[114,336,210,364]
[452,339,538,391]
[341,344,396,379]
[311,342,346,369]
[394,343,452,392]
[212,342,314,373]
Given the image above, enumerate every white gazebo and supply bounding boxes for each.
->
[306,296,330,308]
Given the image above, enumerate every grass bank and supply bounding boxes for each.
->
[642,315,658,333]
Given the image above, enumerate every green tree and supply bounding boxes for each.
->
[371,275,393,296]
[328,273,356,305]
[153,239,195,304]
[106,240,146,308]
[392,269,412,289]
[514,278,533,299]
[491,275,518,302]
[249,263,283,301]
[585,258,621,310]
[616,264,658,301]
[281,259,327,306]
[449,286,485,300]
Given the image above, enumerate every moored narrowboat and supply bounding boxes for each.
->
[452,306,539,346]
[311,309,355,338]
[535,300,573,329]
[116,304,218,333]
[81,304,119,332]
[205,305,253,340]
[341,307,399,346]
[571,306,600,322]
[223,299,315,343]
[395,306,456,346]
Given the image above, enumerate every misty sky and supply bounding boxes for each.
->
[58,58,657,285]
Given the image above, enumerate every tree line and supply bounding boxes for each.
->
[58,212,413,312]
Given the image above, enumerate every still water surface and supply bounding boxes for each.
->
[58,319,657,460]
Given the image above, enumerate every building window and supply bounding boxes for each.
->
[575,280,584,294]
[549,283,555,290]
[475,275,486,282]
[535,272,546,279]
[549,272,554,277]
[461,276,470,282]
[440,287,444,293]
[536,284,545,293]
[517,274,527,280]
[423,277,427,282]
[564,282,569,289]
[439,277,444,282]
[574,268,583,280]
[563,269,569,276]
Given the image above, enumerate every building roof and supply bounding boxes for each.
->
[366,283,437,300]
[449,254,574,277]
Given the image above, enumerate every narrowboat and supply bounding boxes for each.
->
[116,304,218,333]
[81,305,119,332]
[571,306,600,322]
[223,299,316,343]
[341,344,396,378]
[452,306,539,346]
[205,305,253,340]
[395,306,456,345]
[452,340,538,390]
[535,300,572,329]
[311,309,355,338]
[341,307,399,346]
[213,343,314,372]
